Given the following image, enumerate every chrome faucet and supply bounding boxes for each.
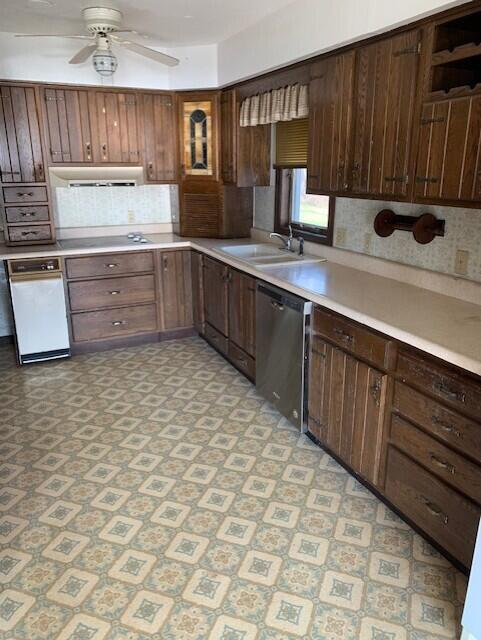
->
[270,225,294,252]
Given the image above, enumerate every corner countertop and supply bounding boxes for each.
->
[2,233,481,377]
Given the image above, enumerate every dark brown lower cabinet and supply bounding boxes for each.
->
[308,335,387,487]
[198,256,256,381]
[191,251,205,335]
[203,256,229,336]
[308,304,481,570]
[228,268,256,358]
[158,250,193,331]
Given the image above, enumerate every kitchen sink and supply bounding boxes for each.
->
[218,243,280,259]
[219,243,325,268]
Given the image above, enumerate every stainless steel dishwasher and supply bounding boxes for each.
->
[256,282,312,431]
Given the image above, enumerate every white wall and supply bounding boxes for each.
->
[0,32,217,90]
[218,0,468,84]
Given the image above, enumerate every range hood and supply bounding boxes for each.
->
[49,166,144,188]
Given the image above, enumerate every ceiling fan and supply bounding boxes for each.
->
[15,7,180,77]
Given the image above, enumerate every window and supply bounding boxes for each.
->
[274,167,335,245]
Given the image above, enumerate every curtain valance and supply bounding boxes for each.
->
[239,84,308,127]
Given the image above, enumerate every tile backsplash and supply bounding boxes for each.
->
[54,184,177,229]
[253,187,481,284]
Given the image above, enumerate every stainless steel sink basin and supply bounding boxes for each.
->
[218,243,325,268]
[218,244,280,259]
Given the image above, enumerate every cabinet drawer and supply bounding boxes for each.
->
[66,252,154,279]
[397,349,481,420]
[68,275,156,312]
[5,206,50,223]
[228,340,255,380]
[71,304,158,342]
[205,322,228,357]
[3,186,48,203]
[313,306,390,369]
[385,446,480,568]
[393,381,481,464]
[390,414,481,504]
[6,224,52,243]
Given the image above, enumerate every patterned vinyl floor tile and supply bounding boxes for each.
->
[0,338,466,639]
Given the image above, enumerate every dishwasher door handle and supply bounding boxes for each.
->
[270,299,285,311]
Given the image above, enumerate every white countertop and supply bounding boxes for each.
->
[2,233,481,377]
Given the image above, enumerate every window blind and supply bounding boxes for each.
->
[275,118,308,167]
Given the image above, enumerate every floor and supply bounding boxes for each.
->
[0,337,467,640]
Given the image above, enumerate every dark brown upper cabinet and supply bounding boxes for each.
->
[0,84,45,183]
[351,29,421,199]
[220,89,237,184]
[139,92,177,182]
[42,87,93,163]
[220,89,271,188]
[237,124,271,187]
[90,91,141,164]
[307,51,356,195]
[415,95,481,202]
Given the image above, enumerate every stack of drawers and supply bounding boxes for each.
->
[65,251,158,346]
[3,185,55,245]
[385,348,481,568]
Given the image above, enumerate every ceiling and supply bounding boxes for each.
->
[0,0,295,46]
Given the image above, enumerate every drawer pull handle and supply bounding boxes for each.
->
[111,320,126,327]
[105,263,119,268]
[20,211,36,217]
[333,327,353,343]
[109,290,121,295]
[17,191,34,198]
[420,496,449,524]
[21,230,38,236]
[433,382,466,404]
[430,454,455,475]
[431,415,461,438]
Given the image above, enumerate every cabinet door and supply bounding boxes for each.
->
[158,250,193,331]
[237,124,271,187]
[43,88,92,163]
[0,85,45,183]
[228,268,256,357]
[179,92,219,182]
[415,95,481,202]
[308,337,387,486]
[220,89,237,184]
[203,256,228,335]
[191,251,205,334]
[307,51,355,194]
[351,29,421,197]
[90,91,140,163]
[141,93,177,182]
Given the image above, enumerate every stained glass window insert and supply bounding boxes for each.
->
[183,100,213,176]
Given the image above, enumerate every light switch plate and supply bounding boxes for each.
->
[455,249,469,276]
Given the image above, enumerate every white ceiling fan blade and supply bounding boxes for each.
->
[114,38,179,67]
[15,34,92,39]
[69,44,98,64]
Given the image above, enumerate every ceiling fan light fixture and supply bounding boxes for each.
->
[92,49,118,76]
